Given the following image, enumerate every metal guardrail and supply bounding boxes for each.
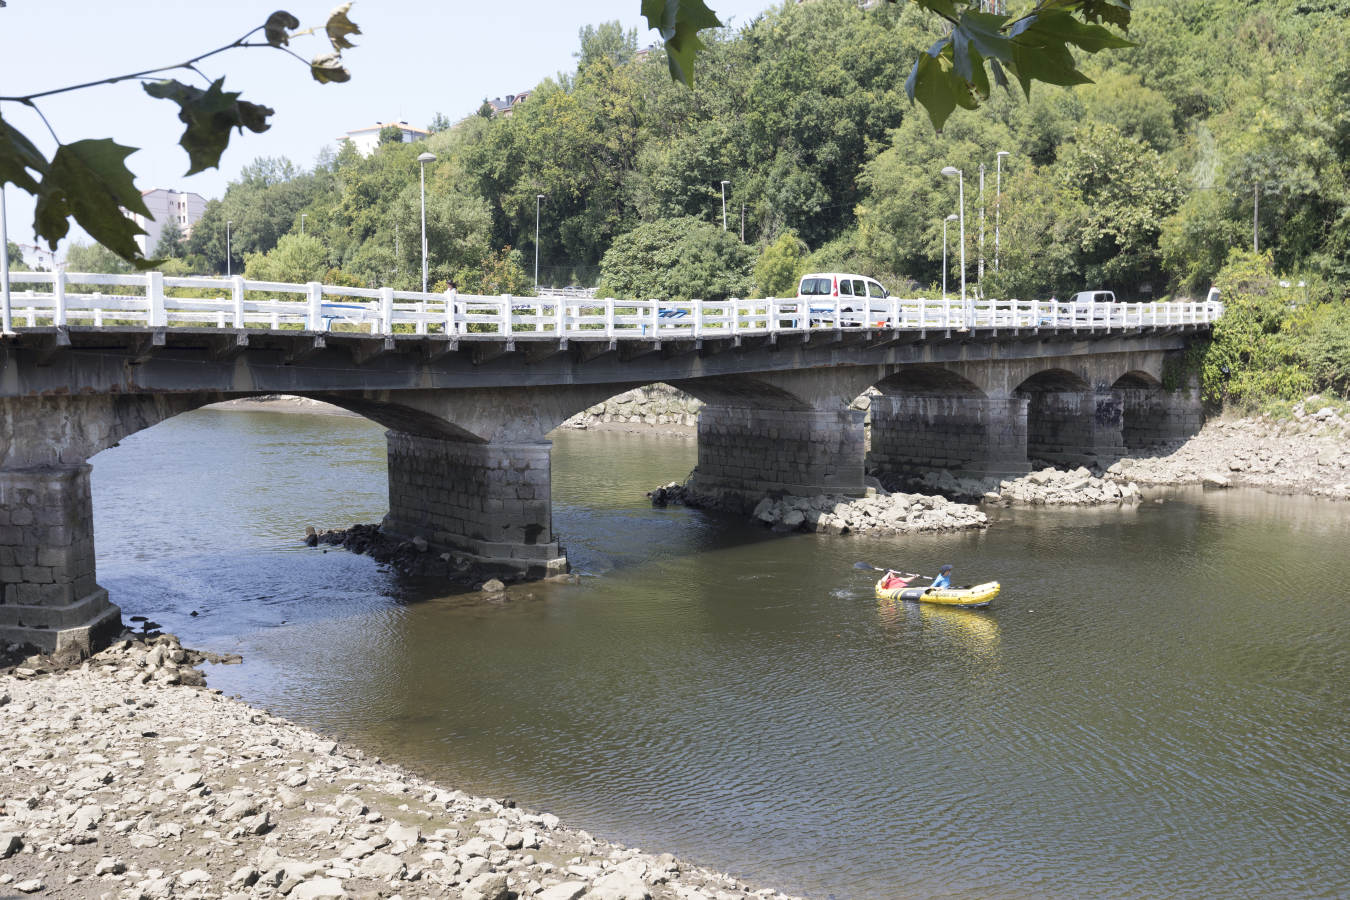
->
[0,272,1223,338]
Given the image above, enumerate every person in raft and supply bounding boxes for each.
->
[881,569,910,590]
[931,564,954,589]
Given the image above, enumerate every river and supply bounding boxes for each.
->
[90,408,1350,899]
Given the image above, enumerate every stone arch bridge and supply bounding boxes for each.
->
[0,280,1215,651]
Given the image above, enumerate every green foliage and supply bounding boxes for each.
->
[64,241,133,275]
[754,230,808,298]
[577,21,638,71]
[597,216,751,300]
[5,242,30,272]
[642,0,722,86]
[242,233,329,283]
[899,1,1133,132]
[1188,250,1322,407]
[143,78,273,175]
[153,220,185,259]
[0,7,357,267]
[450,247,533,296]
[378,125,404,146]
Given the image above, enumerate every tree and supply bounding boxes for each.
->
[153,220,185,259]
[450,247,533,296]
[576,21,638,71]
[754,230,808,298]
[597,217,752,300]
[65,241,132,275]
[5,243,30,273]
[242,233,328,283]
[378,124,404,146]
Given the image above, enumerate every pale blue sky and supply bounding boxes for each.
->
[1,0,776,260]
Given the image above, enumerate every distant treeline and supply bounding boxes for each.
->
[72,0,1347,315]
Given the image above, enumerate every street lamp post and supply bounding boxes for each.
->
[995,150,1009,272]
[226,220,232,278]
[940,166,966,322]
[300,213,306,237]
[942,214,958,301]
[417,151,437,293]
[534,194,545,289]
[720,180,730,232]
[1,186,12,335]
[977,163,985,286]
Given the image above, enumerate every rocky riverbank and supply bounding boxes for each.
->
[1104,399,1350,500]
[0,636,801,900]
[886,468,1143,507]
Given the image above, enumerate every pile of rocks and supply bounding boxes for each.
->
[0,643,800,900]
[885,467,1143,507]
[749,491,988,535]
[983,467,1143,507]
[306,524,522,589]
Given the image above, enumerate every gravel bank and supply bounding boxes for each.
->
[0,637,801,900]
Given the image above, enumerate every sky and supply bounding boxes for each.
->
[0,0,776,263]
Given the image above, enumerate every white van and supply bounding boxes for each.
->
[1070,290,1117,304]
[796,273,889,327]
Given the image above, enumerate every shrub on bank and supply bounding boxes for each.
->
[1187,250,1348,410]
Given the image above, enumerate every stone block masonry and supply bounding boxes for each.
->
[869,395,1031,478]
[0,464,121,653]
[381,431,567,577]
[1121,387,1203,448]
[1025,390,1128,466]
[687,406,865,511]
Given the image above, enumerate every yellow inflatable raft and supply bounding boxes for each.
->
[875,577,1000,609]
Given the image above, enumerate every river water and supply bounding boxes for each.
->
[90,408,1350,899]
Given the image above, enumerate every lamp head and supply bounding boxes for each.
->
[721,180,730,187]
[940,166,960,177]
[417,151,437,164]
[946,214,958,222]
[996,151,1010,158]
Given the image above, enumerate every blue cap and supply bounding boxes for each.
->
[939,564,953,572]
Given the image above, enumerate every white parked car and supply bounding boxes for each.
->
[1069,290,1117,304]
[796,272,889,327]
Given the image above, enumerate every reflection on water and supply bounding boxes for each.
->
[91,412,1350,899]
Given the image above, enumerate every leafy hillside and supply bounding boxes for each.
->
[145,0,1344,312]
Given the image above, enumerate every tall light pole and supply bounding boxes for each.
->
[1253,183,1260,253]
[300,213,306,237]
[1,186,12,335]
[977,162,986,287]
[942,214,958,301]
[940,166,966,319]
[995,150,1009,272]
[720,180,730,232]
[534,193,545,289]
[417,151,436,293]
[225,220,232,278]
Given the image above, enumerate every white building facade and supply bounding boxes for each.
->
[132,189,207,255]
[339,121,430,157]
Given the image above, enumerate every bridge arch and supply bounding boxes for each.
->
[874,365,987,399]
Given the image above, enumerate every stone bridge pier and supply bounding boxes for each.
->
[316,385,629,580]
[675,370,880,512]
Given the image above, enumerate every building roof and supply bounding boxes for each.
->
[344,120,431,137]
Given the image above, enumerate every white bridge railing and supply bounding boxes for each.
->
[0,271,1223,338]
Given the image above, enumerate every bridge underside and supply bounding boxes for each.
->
[0,326,1204,653]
